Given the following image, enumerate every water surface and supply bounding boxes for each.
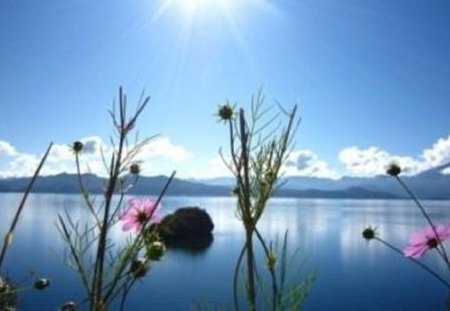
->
[1,194,449,310]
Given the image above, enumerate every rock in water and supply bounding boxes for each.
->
[159,207,214,241]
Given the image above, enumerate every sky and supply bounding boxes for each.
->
[0,0,449,179]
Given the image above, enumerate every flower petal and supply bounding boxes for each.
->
[403,244,429,258]
[122,221,136,231]
[151,214,162,224]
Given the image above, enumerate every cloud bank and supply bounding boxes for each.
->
[1,134,450,179]
[0,136,193,178]
[338,134,450,177]
[284,150,339,179]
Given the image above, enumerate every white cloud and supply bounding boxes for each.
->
[442,167,450,175]
[40,137,110,176]
[338,134,450,177]
[0,136,194,178]
[2,154,39,177]
[422,134,450,168]
[182,150,340,180]
[48,144,74,162]
[47,137,108,162]
[81,136,108,156]
[0,136,192,177]
[180,155,232,179]
[138,137,193,162]
[2,134,450,179]
[284,150,340,179]
[0,141,17,157]
[338,146,423,177]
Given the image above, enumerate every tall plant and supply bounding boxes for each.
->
[363,164,450,293]
[58,87,174,310]
[217,91,313,310]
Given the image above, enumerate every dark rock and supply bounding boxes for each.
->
[159,207,214,241]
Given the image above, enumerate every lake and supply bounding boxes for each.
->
[1,194,449,310]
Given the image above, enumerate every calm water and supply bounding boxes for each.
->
[1,194,450,310]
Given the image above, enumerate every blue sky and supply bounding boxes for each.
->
[0,0,449,179]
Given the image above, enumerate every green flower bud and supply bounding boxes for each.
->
[129,258,148,279]
[265,169,275,182]
[147,241,165,261]
[34,278,50,290]
[265,253,277,271]
[130,163,141,175]
[60,301,75,311]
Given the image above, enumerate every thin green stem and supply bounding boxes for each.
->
[0,143,53,273]
[103,171,175,305]
[57,215,91,298]
[75,154,101,228]
[233,244,246,311]
[395,176,450,267]
[254,228,279,310]
[376,237,450,289]
[92,88,128,310]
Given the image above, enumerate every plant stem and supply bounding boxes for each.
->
[245,229,256,311]
[233,244,246,311]
[92,88,127,310]
[0,143,52,273]
[376,237,450,289]
[395,176,450,267]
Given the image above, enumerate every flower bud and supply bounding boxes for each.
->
[71,141,83,154]
[265,253,277,271]
[60,301,75,311]
[34,278,50,290]
[386,163,401,177]
[129,163,141,175]
[147,241,166,261]
[362,227,377,241]
[265,169,275,182]
[0,277,17,309]
[218,104,234,121]
[130,258,148,279]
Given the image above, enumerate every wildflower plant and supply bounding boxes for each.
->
[218,91,313,310]
[57,87,174,310]
[363,163,450,290]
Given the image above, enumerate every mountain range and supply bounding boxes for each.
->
[0,163,449,199]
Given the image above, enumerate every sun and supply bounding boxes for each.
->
[177,0,235,19]
[181,0,208,11]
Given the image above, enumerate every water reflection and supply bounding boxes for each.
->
[165,235,214,255]
[1,194,450,309]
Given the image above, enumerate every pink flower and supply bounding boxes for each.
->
[120,198,162,232]
[403,224,450,258]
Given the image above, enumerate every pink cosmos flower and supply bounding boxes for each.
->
[120,198,162,232]
[403,224,450,259]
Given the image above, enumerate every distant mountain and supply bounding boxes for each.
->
[0,174,229,197]
[0,173,104,194]
[0,163,449,199]
[128,175,229,196]
[198,163,450,200]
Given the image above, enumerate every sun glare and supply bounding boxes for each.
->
[176,0,236,21]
